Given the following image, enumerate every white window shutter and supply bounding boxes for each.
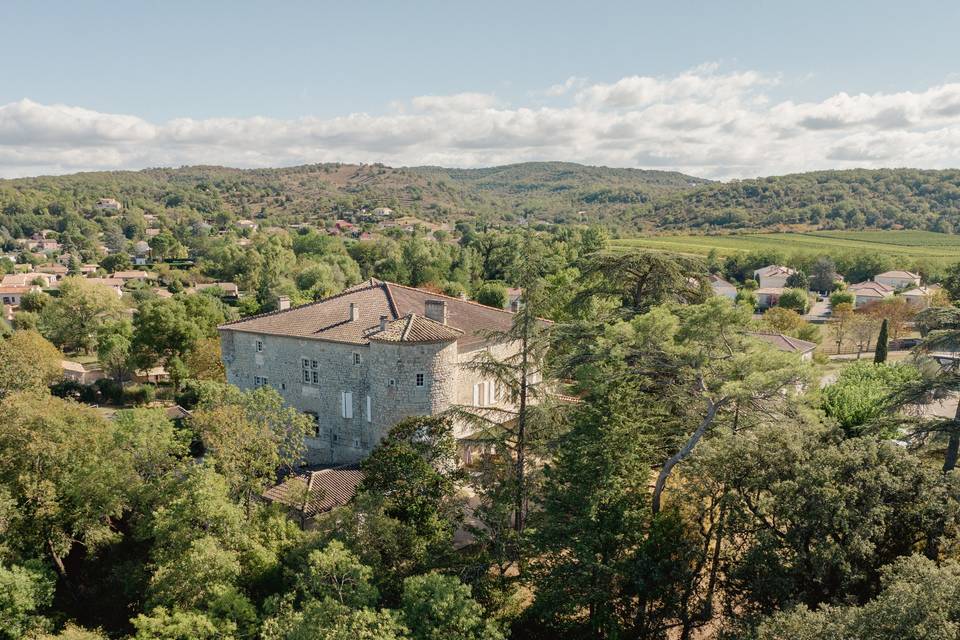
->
[365,395,371,422]
[487,380,495,405]
[340,391,346,418]
[473,383,480,407]
[344,392,353,419]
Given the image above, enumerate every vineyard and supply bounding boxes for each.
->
[611,230,960,267]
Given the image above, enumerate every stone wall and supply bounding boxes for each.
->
[219,328,462,464]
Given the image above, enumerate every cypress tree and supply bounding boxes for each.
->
[875,318,889,363]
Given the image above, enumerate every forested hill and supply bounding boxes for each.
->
[646,169,960,233]
[2,162,960,233]
[0,162,707,232]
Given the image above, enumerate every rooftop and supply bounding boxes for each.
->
[263,464,364,517]
[748,332,817,354]
[220,279,515,351]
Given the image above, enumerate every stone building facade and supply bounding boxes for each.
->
[218,279,519,464]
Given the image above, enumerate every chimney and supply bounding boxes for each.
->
[424,299,448,325]
[379,315,389,331]
[277,295,290,311]
[349,302,360,322]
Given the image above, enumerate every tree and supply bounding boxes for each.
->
[184,337,225,381]
[191,384,314,506]
[684,422,957,625]
[528,382,701,638]
[0,394,138,576]
[829,290,855,307]
[828,302,855,353]
[359,415,465,544]
[474,282,507,309]
[757,555,960,640]
[100,253,132,273]
[785,270,809,290]
[401,573,503,640]
[40,277,125,353]
[0,330,62,396]
[576,250,708,317]
[821,361,919,437]
[810,257,838,293]
[0,561,55,639]
[297,541,380,609]
[96,320,134,383]
[874,318,890,363]
[459,239,554,544]
[849,314,879,359]
[777,288,809,314]
[862,297,915,340]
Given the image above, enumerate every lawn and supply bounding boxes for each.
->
[610,230,960,267]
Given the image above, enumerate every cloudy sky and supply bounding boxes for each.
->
[3,0,960,179]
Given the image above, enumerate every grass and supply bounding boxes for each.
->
[610,230,960,267]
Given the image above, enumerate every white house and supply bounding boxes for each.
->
[901,284,942,309]
[753,265,796,289]
[847,281,894,308]
[754,287,784,310]
[874,270,921,289]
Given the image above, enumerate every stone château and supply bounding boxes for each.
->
[218,279,519,464]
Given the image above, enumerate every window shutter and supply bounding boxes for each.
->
[365,395,371,422]
[344,392,353,419]
[487,380,495,405]
[473,383,480,407]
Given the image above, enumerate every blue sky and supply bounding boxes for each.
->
[2,0,960,177]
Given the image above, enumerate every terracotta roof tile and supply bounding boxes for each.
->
[366,314,463,343]
[263,464,364,517]
[748,332,817,354]
[220,279,515,351]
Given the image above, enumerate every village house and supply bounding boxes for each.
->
[874,270,921,289]
[22,238,61,253]
[708,274,738,300]
[61,360,106,385]
[85,277,125,296]
[111,270,156,283]
[901,284,943,309]
[236,219,259,231]
[748,332,817,361]
[262,464,364,526]
[189,282,240,298]
[753,265,796,289]
[0,284,40,306]
[754,287,784,310]
[95,198,122,211]
[848,281,894,308]
[133,241,151,265]
[36,264,69,282]
[2,273,52,288]
[218,279,523,465]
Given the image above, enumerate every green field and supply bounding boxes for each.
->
[610,230,960,266]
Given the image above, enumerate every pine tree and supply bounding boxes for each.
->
[874,318,889,363]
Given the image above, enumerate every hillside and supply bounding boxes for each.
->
[3,163,960,234]
[0,162,707,233]
[646,168,960,233]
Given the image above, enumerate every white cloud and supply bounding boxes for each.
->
[4,66,960,179]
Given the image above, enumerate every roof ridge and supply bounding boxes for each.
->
[400,314,415,341]
[385,281,518,317]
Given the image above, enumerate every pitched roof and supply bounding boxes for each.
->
[754,265,795,277]
[263,464,364,517]
[220,279,515,351]
[748,332,817,354]
[848,281,894,297]
[876,270,920,279]
[366,314,463,343]
[754,287,785,295]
